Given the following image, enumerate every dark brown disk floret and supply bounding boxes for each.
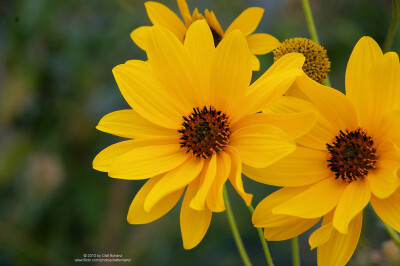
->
[178,106,230,159]
[327,129,378,183]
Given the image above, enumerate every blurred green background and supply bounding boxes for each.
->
[1,0,399,265]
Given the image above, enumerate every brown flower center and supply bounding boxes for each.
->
[327,129,378,183]
[178,106,230,158]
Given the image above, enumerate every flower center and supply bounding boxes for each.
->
[326,129,378,183]
[210,27,222,47]
[178,106,230,158]
[273,37,331,84]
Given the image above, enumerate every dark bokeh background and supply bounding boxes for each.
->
[1,0,399,265]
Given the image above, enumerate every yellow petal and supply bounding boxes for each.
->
[184,20,215,99]
[144,1,186,41]
[321,210,335,224]
[372,111,400,148]
[231,124,296,168]
[190,155,217,211]
[376,139,400,162]
[231,55,304,122]
[309,223,333,250]
[268,111,318,139]
[93,140,137,172]
[273,177,346,218]
[288,74,358,131]
[147,25,201,111]
[130,26,151,51]
[127,175,184,224]
[180,178,212,249]
[96,109,175,138]
[247,33,281,55]
[371,188,400,232]
[250,53,260,71]
[264,218,319,241]
[225,7,264,36]
[366,160,400,199]
[234,53,305,117]
[108,142,188,180]
[206,152,231,212]
[144,157,204,211]
[248,52,305,91]
[243,147,330,187]
[265,95,316,114]
[192,7,204,20]
[204,9,224,38]
[296,118,337,150]
[93,138,167,172]
[333,179,370,234]
[209,30,251,114]
[345,36,383,123]
[254,53,305,85]
[317,212,363,266]
[177,0,192,26]
[362,52,400,128]
[113,60,183,129]
[251,53,305,90]
[233,111,318,140]
[266,96,336,150]
[224,146,253,205]
[252,187,310,228]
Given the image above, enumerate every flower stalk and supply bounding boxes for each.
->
[291,237,301,266]
[383,0,399,53]
[301,0,319,44]
[223,186,252,266]
[301,0,331,87]
[248,204,274,266]
[383,223,400,247]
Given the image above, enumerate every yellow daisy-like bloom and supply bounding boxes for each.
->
[131,0,281,71]
[248,36,400,266]
[93,20,317,249]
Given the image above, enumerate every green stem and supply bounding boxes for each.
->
[383,222,400,247]
[291,237,301,266]
[301,0,331,87]
[301,0,319,44]
[247,204,274,266]
[223,186,252,266]
[383,0,399,53]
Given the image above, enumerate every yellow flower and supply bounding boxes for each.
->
[93,20,317,249]
[248,37,400,266]
[131,0,281,71]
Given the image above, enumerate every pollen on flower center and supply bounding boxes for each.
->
[273,37,331,84]
[178,106,230,159]
[326,129,378,183]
